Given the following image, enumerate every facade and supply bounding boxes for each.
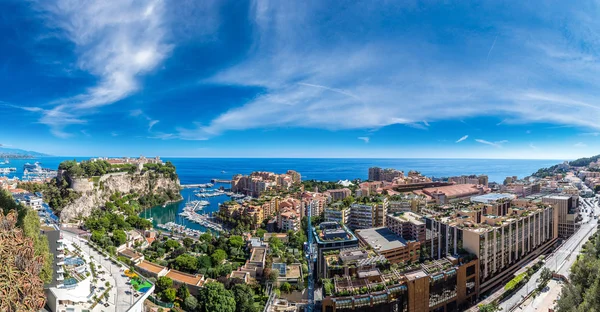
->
[542,195,579,238]
[349,198,388,230]
[327,188,352,201]
[355,227,420,264]
[321,256,479,312]
[388,194,427,213]
[449,175,489,187]
[325,204,351,224]
[369,167,404,182]
[231,170,301,197]
[386,211,426,243]
[425,200,558,293]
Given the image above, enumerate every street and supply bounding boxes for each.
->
[62,231,142,312]
[501,195,600,311]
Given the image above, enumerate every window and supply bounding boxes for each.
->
[466,265,475,277]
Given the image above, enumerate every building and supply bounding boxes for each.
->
[449,175,489,187]
[386,211,426,243]
[302,192,327,218]
[415,184,488,204]
[542,195,579,238]
[425,200,558,294]
[326,188,352,201]
[314,222,360,278]
[354,227,420,264]
[271,262,303,286]
[231,170,301,197]
[470,193,516,204]
[324,203,351,224]
[388,194,427,213]
[369,167,404,182]
[321,256,479,312]
[349,198,388,230]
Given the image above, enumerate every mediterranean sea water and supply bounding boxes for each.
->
[1,157,562,232]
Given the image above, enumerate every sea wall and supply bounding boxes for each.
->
[59,171,180,222]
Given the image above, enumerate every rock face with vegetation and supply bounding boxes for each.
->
[36,160,181,222]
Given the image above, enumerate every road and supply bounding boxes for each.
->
[62,230,140,312]
[500,195,600,311]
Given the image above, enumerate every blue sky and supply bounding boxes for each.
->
[1,1,600,159]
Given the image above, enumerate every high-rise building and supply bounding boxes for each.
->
[425,200,558,294]
[368,167,404,182]
[386,211,426,243]
[349,198,388,229]
[542,195,579,238]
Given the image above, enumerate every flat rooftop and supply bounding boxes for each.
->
[388,211,424,225]
[250,247,266,263]
[137,260,167,275]
[543,195,573,200]
[471,193,516,203]
[355,227,409,252]
[166,270,203,286]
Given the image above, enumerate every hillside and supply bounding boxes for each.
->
[20,160,182,222]
[570,154,600,167]
[0,145,49,158]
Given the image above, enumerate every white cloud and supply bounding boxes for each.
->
[357,137,370,143]
[148,120,160,131]
[574,142,587,148]
[178,2,600,140]
[456,135,469,143]
[475,139,508,148]
[529,143,537,149]
[33,0,171,136]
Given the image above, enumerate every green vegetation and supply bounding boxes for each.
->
[0,190,52,283]
[142,162,178,180]
[478,303,499,312]
[531,164,565,178]
[18,178,80,214]
[504,272,526,291]
[197,282,236,312]
[555,231,600,311]
[570,155,600,167]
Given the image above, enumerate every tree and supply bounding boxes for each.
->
[177,284,190,300]
[165,239,180,252]
[478,303,499,312]
[184,296,198,311]
[540,267,552,283]
[197,282,236,312]
[280,282,291,293]
[255,229,266,238]
[268,270,279,283]
[156,276,173,293]
[182,237,194,249]
[112,229,127,246]
[197,255,213,271]
[173,254,198,273]
[232,284,257,312]
[211,249,227,265]
[228,235,244,249]
[161,287,177,303]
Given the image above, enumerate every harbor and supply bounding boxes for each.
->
[140,182,244,234]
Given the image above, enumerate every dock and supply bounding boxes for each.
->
[211,179,231,184]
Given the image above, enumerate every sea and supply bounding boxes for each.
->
[1,157,563,232]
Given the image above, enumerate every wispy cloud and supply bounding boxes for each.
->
[580,132,600,136]
[574,142,587,148]
[475,139,508,148]
[31,0,171,137]
[178,2,600,140]
[357,137,370,143]
[529,143,537,149]
[456,135,469,143]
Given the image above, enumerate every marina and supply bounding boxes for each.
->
[140,184,248,234]
[0,167,17,174]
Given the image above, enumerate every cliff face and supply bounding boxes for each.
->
[58,170,180,222]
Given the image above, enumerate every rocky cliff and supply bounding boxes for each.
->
[57,170,180,222]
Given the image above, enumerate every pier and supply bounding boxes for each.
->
[211,179,231,184]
